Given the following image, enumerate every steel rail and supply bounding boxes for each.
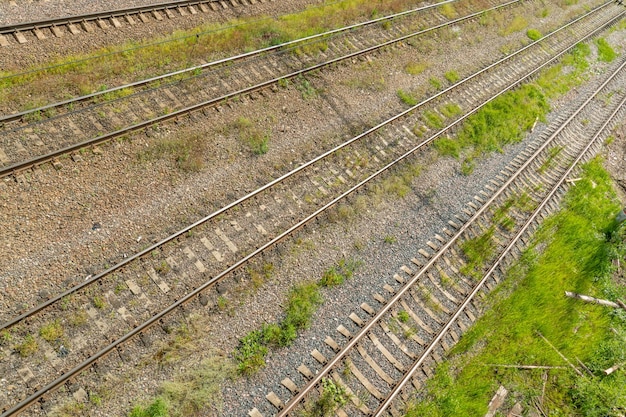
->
[0,0,489,124]
[2,8,622,417]
[373,60,626,417]
[1,0,615,336]
[1,0,618,335]
[274,20,626,417]
[0,0,221,33]
[0,0,605,180]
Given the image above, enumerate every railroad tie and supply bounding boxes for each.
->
[265,391,284,409]
[311,349,327,364]
[297,364,314,380]
[14,31,27,43]
[332,371,370,414]
[347,359,384,399]
[380,321,416,359]
[356,344,394,384]
[110,17,122,28]
[33,28,46,40]
[125,14,136,25]
[281,377,298,394]
[324,335,340,352]
[248,408,264,417]
[0,34,9,46]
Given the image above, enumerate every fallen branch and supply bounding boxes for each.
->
[537,332,584,377]
[484,364,567,370]
[576,357,594,376]
[604,362,624,376]
[565,291,623,309]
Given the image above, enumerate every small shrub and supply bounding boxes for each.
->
[384,235,397,244]
[526,28,542,41]
[297,78,319,100]
[15,335,38,357]
[234,329,267,376]
[424,110,444,129]
[441,103,462,118]
[93,296,106,309]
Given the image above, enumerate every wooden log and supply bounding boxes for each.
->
[565,291,621,309]
[604,362,624,376]
[484,364,567,370]
[537,332,584,377]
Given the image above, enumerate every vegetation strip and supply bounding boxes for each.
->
[405,158,626,416]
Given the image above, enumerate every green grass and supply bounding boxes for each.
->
[538,43,590,98]
[424,110,444,129]
[595,38,617,63]
[405,158,626,417]
[233,117,270,155]
[429,77,442,90]
[434,84,549,173]
[459,226,496,279]
[299,377,351,416]
[397,89,417,106]
[439,4,457,19]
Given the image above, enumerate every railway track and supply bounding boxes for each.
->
[253,45,626,417]
[0,0,271,47]
[0,2,623,415]
[0,0,545,178]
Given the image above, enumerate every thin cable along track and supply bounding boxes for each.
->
[257,44,626,417]
[0,0,271,46]
[0,0,540,178]
[1,3,624,415]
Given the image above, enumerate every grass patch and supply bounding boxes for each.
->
[39,319,64,343]
[429,77,442,90]
[526,28,542,41]
[405,158,626,417]
[501,15,528,35]
[460,226,496,279]
[434,84,548,173]
[538,43,590,98]
[424,110,444,129]
[234,282,323,375]
[595,38,617,62]
[440,103,462,118]
[129,397,169,417]
[439,3,457,19]
[444,70,460,83]
[15,334,38,357]
[299,377,351,416]
[233,117,271,155]
[138,133,208,171]
[405,61,429,75]
[397,89,417,106]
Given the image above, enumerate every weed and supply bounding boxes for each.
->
[0,330,11,345]
[397,310,410,323]
[303,378,350,416]
[278,78,290,89]
[297,78,319,100]
[70,310,89,327]
[444,70,460,83]
[605,135,615,145]
[440,103,461,118]
[233,117,271,155]
[526,28,542,41]
[460,226,495,279]
[93,296,106,309]
[320,258,362,287]
[40,319,64,343]
[439,3,457,19]
[138,133,207,172]
[538,146,563,174]
[155,260,170,275]
[397,89,417,106]
[217,296,229,311]
[129,397,169,417]
[15,334,38,357]
[424,110,444,129]
[501,15,527,35]
[384,235,397,244]
[429,77,441,90]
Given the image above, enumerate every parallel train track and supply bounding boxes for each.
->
[0,0,515,178]
[254,42,626,417]
[1,1,623,415]
[0,0,272,47]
